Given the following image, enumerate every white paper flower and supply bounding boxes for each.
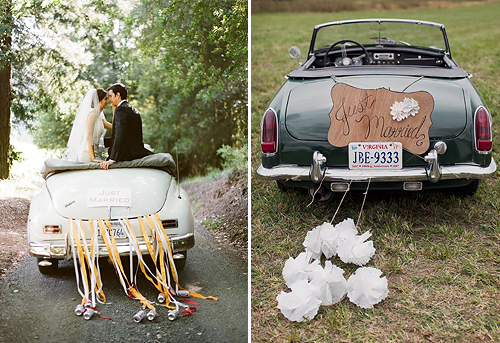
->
[302,224,323,259]
[311,261,347,306]
[390,100,407,121]
[402,97,420,117]
[390,97,420,121]
[337,230,376,266]
[347,267,389,309]
[334,218,358,240]
[303,222,340,259]
[276,279,322,322]
[304,218,362,260]
[282,251,322,287]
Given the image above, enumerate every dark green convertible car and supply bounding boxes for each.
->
[257,19,496,201]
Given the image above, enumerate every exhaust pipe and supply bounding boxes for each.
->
[38,260,53,267]
[308,186,333,202]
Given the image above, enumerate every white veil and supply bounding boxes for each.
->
[64,89,100,161]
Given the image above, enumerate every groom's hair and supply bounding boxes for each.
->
[108,83,127,100]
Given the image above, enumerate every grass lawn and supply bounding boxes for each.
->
[251,2,500,342]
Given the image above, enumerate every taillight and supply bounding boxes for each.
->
[44,225,62,234]
[474,106,492,152]
[261,108,277,154]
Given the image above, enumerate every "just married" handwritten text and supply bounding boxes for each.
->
[327,83,434,155]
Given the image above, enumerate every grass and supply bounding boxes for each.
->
[251,0,493,14]
[202,216,226,231]
[251,2,500,342]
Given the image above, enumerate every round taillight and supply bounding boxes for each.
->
[261,108,277,154]
[474,106,492,152]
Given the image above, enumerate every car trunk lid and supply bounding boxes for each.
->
[285,76,468,144]
[46,168,171,220]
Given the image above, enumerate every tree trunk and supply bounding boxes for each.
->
[0,0,12,179]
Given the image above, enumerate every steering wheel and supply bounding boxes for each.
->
[322,39,372,67]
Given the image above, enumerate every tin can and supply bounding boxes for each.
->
[75,304,84,316]
[167,309,179,321]
[157,293,166,303]
[177,290,190,297]
[147,310,157,321]
[83,308,95,320]
[133,310,146,323]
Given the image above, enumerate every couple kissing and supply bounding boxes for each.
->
[64,83,152,170]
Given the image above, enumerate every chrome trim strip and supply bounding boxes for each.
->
[257,158,497,183]
[29,233,195,259]
[314,19,445,30]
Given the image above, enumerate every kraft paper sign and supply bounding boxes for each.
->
[327,83,434,155]
[87,187,132,207]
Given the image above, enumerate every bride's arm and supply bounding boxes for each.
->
[86,112,98,162]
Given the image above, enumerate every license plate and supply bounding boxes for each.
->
[348,142,403,169]
[98,221,127,239]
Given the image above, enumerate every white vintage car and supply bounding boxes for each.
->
[27,153,195,274]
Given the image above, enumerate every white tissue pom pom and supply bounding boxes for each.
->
[337,231,376,266]
[311,261,347,306]
[317,222,338,259]
[347,267,388,309]
[303,222,339,259]
[282,252,321,287]
[276,279,322,322]
[303,219,361,260]
[334,218,358,240]
[302,225,323,259]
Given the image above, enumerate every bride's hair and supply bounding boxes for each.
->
[97,88,107,101]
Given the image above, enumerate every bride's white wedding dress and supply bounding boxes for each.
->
[64,89,106,162]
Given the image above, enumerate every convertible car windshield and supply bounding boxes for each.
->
[288,19,461,78]
[313,20,447,54]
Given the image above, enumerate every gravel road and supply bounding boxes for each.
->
[0,222,248,343]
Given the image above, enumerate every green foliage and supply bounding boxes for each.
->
[8,144,22,168]
[129,0,248,176]
[6,0,247,178]
[217,143,248,172]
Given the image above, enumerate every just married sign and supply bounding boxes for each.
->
[327,83,434,155]
[87,187,132,207]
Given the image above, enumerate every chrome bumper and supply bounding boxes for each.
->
[257,158,497,183]
[29,233,195,260]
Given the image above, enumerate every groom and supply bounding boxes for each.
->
[100,83,152,170]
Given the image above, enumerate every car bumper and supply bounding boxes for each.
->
[257,158,497,183]
[29,233,195,260]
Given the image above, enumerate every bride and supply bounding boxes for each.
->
[64,88,112,162]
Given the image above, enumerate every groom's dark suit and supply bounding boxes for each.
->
[108,101,152,162]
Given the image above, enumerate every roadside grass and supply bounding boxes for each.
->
[251,2,500,342]
[182,143,248,248]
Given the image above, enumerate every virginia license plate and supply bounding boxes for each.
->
[98,221,127,239]
[348,142,403,169]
